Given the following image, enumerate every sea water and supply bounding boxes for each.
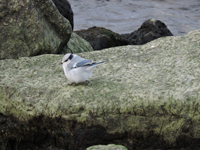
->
[68,0,200,36]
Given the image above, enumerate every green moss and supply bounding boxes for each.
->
[0,0,72,59]
[66,32,93,53]
[1,30,200,146]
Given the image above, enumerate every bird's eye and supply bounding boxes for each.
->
[69,54,73,60]
[63,54,73,63]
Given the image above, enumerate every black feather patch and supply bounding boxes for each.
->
[69,54,73,60]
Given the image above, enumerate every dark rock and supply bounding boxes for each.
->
[121,19,173,45]
[75,26,129,50]
[0,113,7,125]
[75,20,173,50]
[52,0,74,30]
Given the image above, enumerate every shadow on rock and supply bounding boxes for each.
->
[1,114,200,150]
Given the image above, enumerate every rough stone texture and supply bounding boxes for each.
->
[121,19,173,45]
[0,0,72,60]
[65,32,93,54]
[52,0,74,30]
[0,30,200,149]
[87,144,128,150]
[75,26,129,50]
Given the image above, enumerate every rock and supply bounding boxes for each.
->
[121,19,173,45]
[64,32,93,54]
[75,26,129,50]
[0,0,72,60]
[87,144,128,150]
[75,20,173,50]
[52,0,74,30]
[0,30,200,149]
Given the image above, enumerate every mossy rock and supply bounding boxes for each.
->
[0,30,200,149]
[0,0,72,60]
[64,32,93,54]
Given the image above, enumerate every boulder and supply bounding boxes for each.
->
[65,32,93,53]
[87,144,128,150]
[0,30,200,149]
[75,26,129,50]
[52,0,74,30]
[0,0,72,60]
[121,19,173,45]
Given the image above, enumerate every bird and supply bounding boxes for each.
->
[61,53,106,84]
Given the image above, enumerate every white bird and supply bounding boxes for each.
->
[61,53,106,84]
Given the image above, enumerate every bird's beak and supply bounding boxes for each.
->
[60,62,63,64]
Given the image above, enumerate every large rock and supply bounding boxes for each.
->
[75,26,129,50]
[52,0,74,30]
[66,32,93,53]
[0,30,200,149]
[0,0,72,60]
[60,32,94,54]
[121,19,173,45]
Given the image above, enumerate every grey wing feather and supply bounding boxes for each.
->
[73,59,94,68]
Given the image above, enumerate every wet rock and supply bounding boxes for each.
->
[52,0,74,30]
[0,0,72,60]
[121,19,173,45]
[75,26,129,50]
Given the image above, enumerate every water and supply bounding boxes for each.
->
[68,0,200,36]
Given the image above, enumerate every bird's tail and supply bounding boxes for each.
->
[91,60,107,66]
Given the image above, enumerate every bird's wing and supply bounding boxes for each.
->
[73,59,95,68]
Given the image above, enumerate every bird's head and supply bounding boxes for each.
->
[61,53,73,64]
